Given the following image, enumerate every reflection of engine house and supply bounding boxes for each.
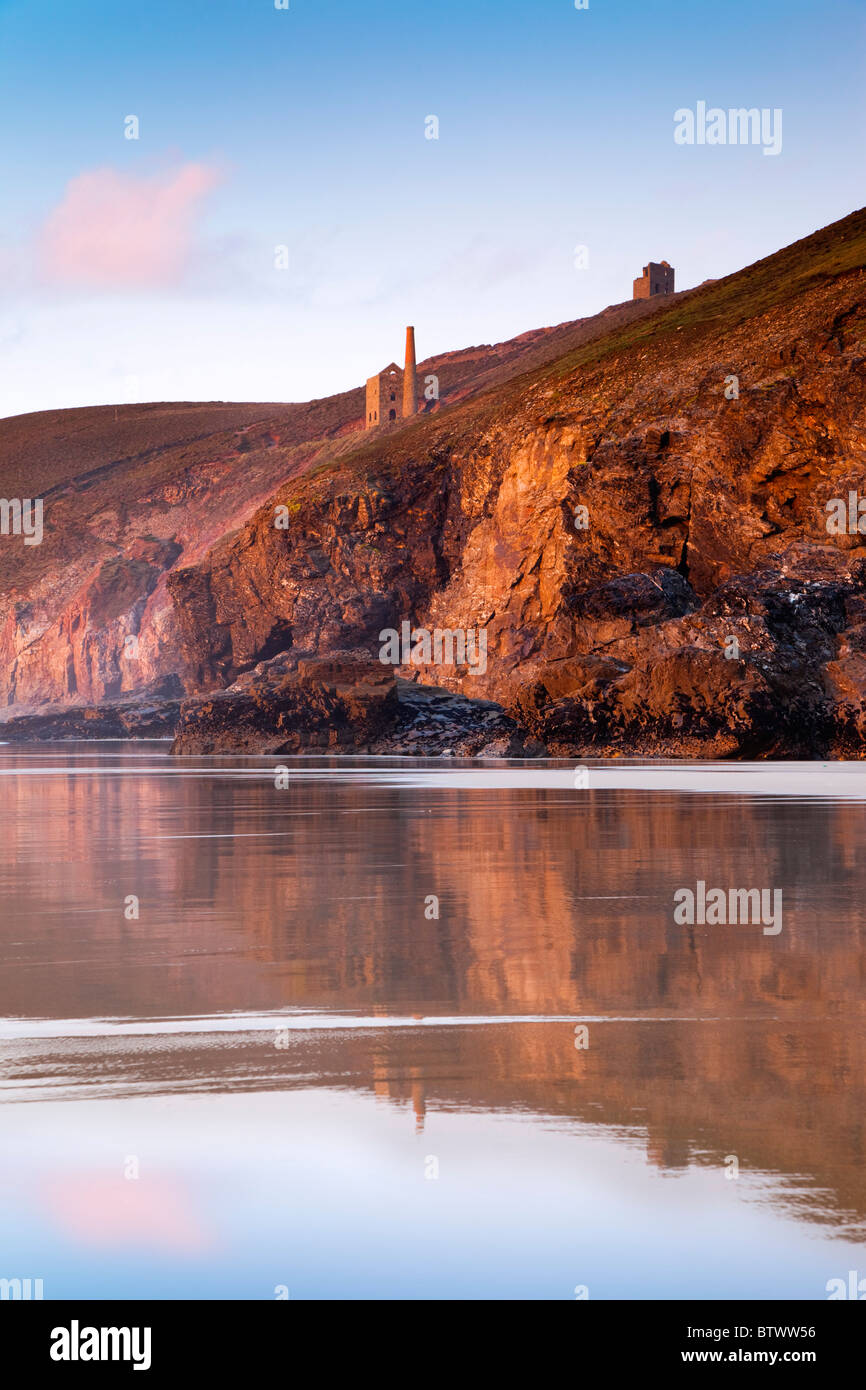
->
[365,326,417,429]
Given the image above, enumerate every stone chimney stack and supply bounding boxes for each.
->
[403,325,417,418]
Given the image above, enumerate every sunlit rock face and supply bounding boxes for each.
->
[164,210,866,756]
[0,303,657,715]
[4,208,866,755]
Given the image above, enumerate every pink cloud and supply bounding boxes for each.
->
[43,1171,212,1254]
[40,163,222,288]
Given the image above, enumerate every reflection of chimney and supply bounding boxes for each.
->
[646,1128,690,1171]
[403,326,417,419]
[411,1077,426,1134]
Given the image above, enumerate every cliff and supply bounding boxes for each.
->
[0,298,665,716]
[4,207,866,756]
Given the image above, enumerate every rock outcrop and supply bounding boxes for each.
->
[171,650,398,755]
[0,678,182,741]
[171,649,540,757]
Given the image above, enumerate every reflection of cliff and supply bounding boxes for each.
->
[3,759,866,1021]
[1,753,865,1227]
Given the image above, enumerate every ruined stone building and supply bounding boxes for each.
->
[633,261,675,299]
[366,326,417,429]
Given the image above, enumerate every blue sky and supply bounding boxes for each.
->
[1,0,864,417]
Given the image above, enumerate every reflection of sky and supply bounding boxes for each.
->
[1,1090,862,1300]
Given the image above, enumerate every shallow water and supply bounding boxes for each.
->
[0,743,864,1298]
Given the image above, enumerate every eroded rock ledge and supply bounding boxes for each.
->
[163,547,866,760]
[0,678,182,742]
[170,650,540,757]
[9,545,866,761]
[510,548,866,758]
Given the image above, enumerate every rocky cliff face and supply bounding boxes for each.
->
[0,395,366,708]
[0,301,663,717]
[4,208,866,756]
[169,209,866,756]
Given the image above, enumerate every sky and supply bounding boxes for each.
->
[0,0,864,419]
